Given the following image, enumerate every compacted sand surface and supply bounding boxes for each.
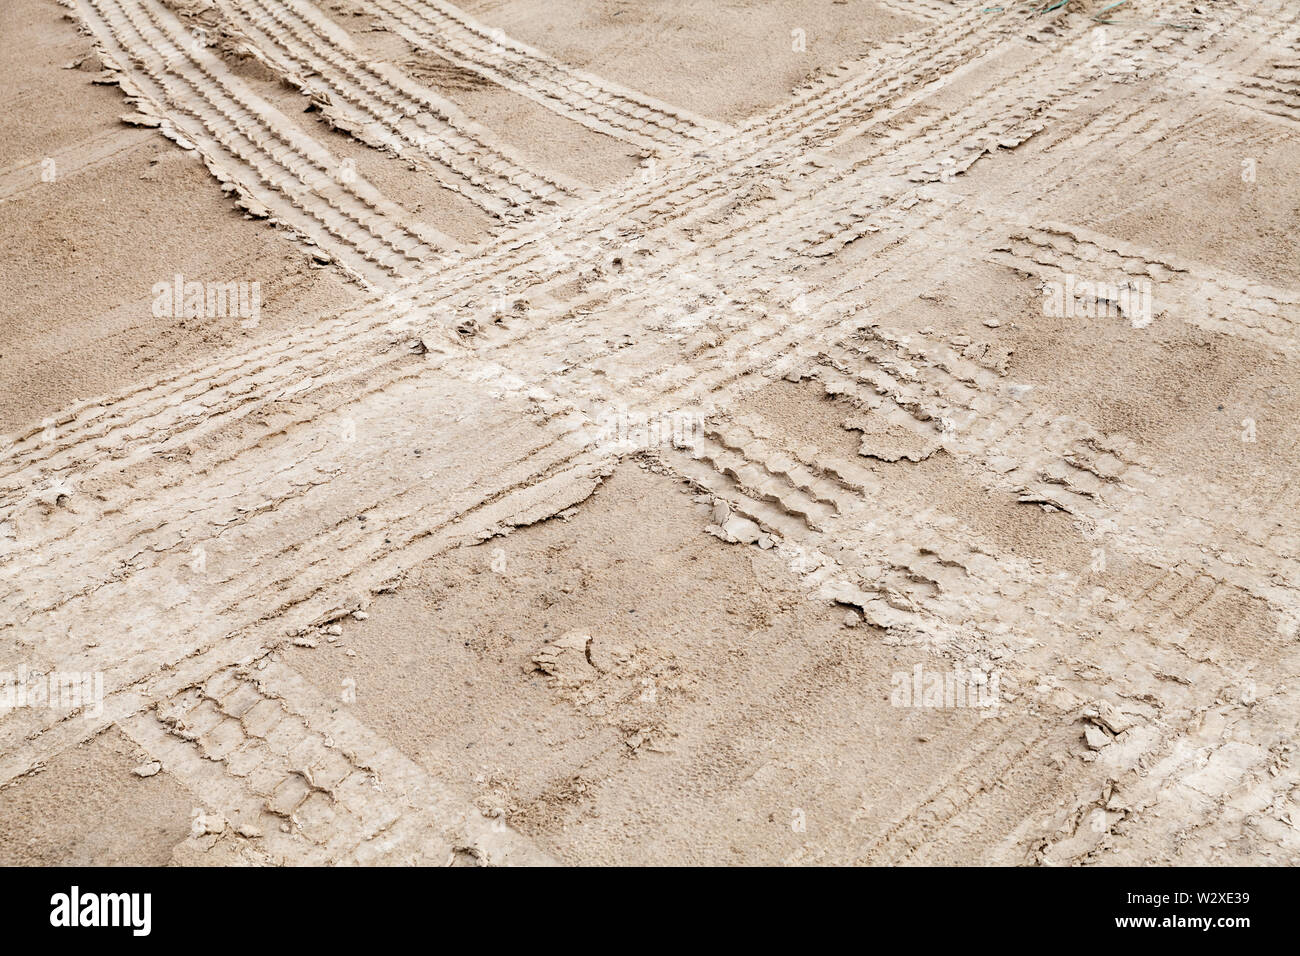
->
[2,0,1299,865]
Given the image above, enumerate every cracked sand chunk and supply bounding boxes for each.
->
[1083,724,1111,751]
[706,501,766,545]
[1091,701,1139,735]
[532,631,597,687]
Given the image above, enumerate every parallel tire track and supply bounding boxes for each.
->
[217,0,586,219]
[71,0,449,284]
[362,0,730,151]
[0,1,1028,502]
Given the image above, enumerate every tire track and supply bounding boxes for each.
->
[5,0,1258,590]
[122,657,552,864]
[360,0,730,151]
[69,0,451,285]
[0,0,1237,642]
[213,0,587,219]
[0,0,1030,512]
[8,1,1297,861]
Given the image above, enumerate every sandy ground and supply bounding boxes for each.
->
[1,0,1299,866]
